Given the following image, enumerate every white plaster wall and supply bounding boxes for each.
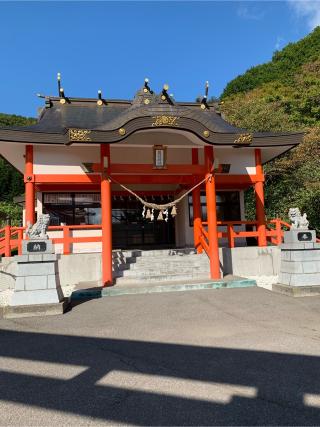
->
[34,145,100,174]
[33,145,194,173]
[0,142,25,173]
[47,229,102,254]
[1,143,257,177]
[215,148,256,175]
[111,146,192,165]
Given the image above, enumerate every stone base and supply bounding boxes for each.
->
[10,288,63,306]
[10,251,64,307]
[273,283,320,297]
[279,231,320,287]
[284,229,316,244]
[21,239,54,255]
[1,300,68,319]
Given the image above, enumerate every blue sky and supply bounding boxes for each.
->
[0,1,318,117]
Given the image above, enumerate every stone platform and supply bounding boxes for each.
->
[7,238,66,317]
[278,230,320,288]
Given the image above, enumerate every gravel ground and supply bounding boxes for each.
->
[0,286,320,426]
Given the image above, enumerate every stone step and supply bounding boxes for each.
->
[114,248,197,258]
[119,263,210,272]
[115,272,211,286]
[113,255,208,267]
[120,265,210,277]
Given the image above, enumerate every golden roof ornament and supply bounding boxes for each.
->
[233,133,253,145]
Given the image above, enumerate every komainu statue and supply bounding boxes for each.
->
[26,214,50,239]
[288,208,309,230]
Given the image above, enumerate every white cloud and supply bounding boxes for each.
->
[237,4,265,20]
[288,0,320,30]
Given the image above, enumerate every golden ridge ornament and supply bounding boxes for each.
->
[68,128,92,142]
[234,133,253,145]
[152,116,179,127]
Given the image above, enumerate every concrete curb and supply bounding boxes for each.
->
[272,283,320,297]
[71,278,257,300]
[0,299,69,319]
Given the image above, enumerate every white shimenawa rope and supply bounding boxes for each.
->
[109,174,212,210]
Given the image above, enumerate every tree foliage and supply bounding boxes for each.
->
[222,27,320,98]
[221,29,320,231]
[0,113,36,226]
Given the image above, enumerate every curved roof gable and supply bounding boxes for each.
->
[0,83,304,148]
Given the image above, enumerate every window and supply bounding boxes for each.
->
[43,193,101,226]
[188,191,241,226]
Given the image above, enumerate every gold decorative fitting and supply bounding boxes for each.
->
[143,88,148,93]
[200,104,206,110]
[161,95,166,101]
[203,130,210,138]
[234,133,253,145]
[152,115,179,127]
[119,128,126,136]
[163,84,169,91]
[60,98,66,104]
[144,98,150,105]
[97,99,103,106]
[68,128,92,142]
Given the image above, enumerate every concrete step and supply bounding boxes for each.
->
[112,248,210,285]
[115,262,209,271]
[120,267,210,277]
[115,272,211,285]
[71,275,257,300]
[114,248,197,258]
[133,254,208,262]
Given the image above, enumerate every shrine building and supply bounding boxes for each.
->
[0,78,303,286]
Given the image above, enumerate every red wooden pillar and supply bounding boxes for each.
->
[100,144,113,286]
[254,149,267,247]
[204,146,220,279]
[24,145,35,226]
[192,148,202,253]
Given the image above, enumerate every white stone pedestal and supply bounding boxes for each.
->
[279,230,320,286]
[9,239,64,309]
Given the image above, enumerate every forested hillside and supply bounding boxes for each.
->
[0,114,36,225]
[221,27,320,231]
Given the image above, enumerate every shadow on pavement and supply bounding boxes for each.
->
[0,329,319,425]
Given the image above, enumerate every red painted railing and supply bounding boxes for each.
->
[0,220,319,258]
[0,225,102,257]
[199,219,320,256]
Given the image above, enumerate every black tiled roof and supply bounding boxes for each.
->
[0,90,303,147]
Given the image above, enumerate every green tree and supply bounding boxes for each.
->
[0,113,36,226]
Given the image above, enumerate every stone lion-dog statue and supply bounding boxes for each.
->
[26,214,50,239]
[288,208,309,230]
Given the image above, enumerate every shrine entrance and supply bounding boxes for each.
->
[112,194,175,249]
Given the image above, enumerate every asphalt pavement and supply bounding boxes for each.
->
[0,287,320,426]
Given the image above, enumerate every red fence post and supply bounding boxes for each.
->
[227,224,235,248]
[276,219,282,245]
[4,225,11,257]
[63,226,71,255]
[17,229,23,255]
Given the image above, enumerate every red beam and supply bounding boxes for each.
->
[34,173,264,186]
